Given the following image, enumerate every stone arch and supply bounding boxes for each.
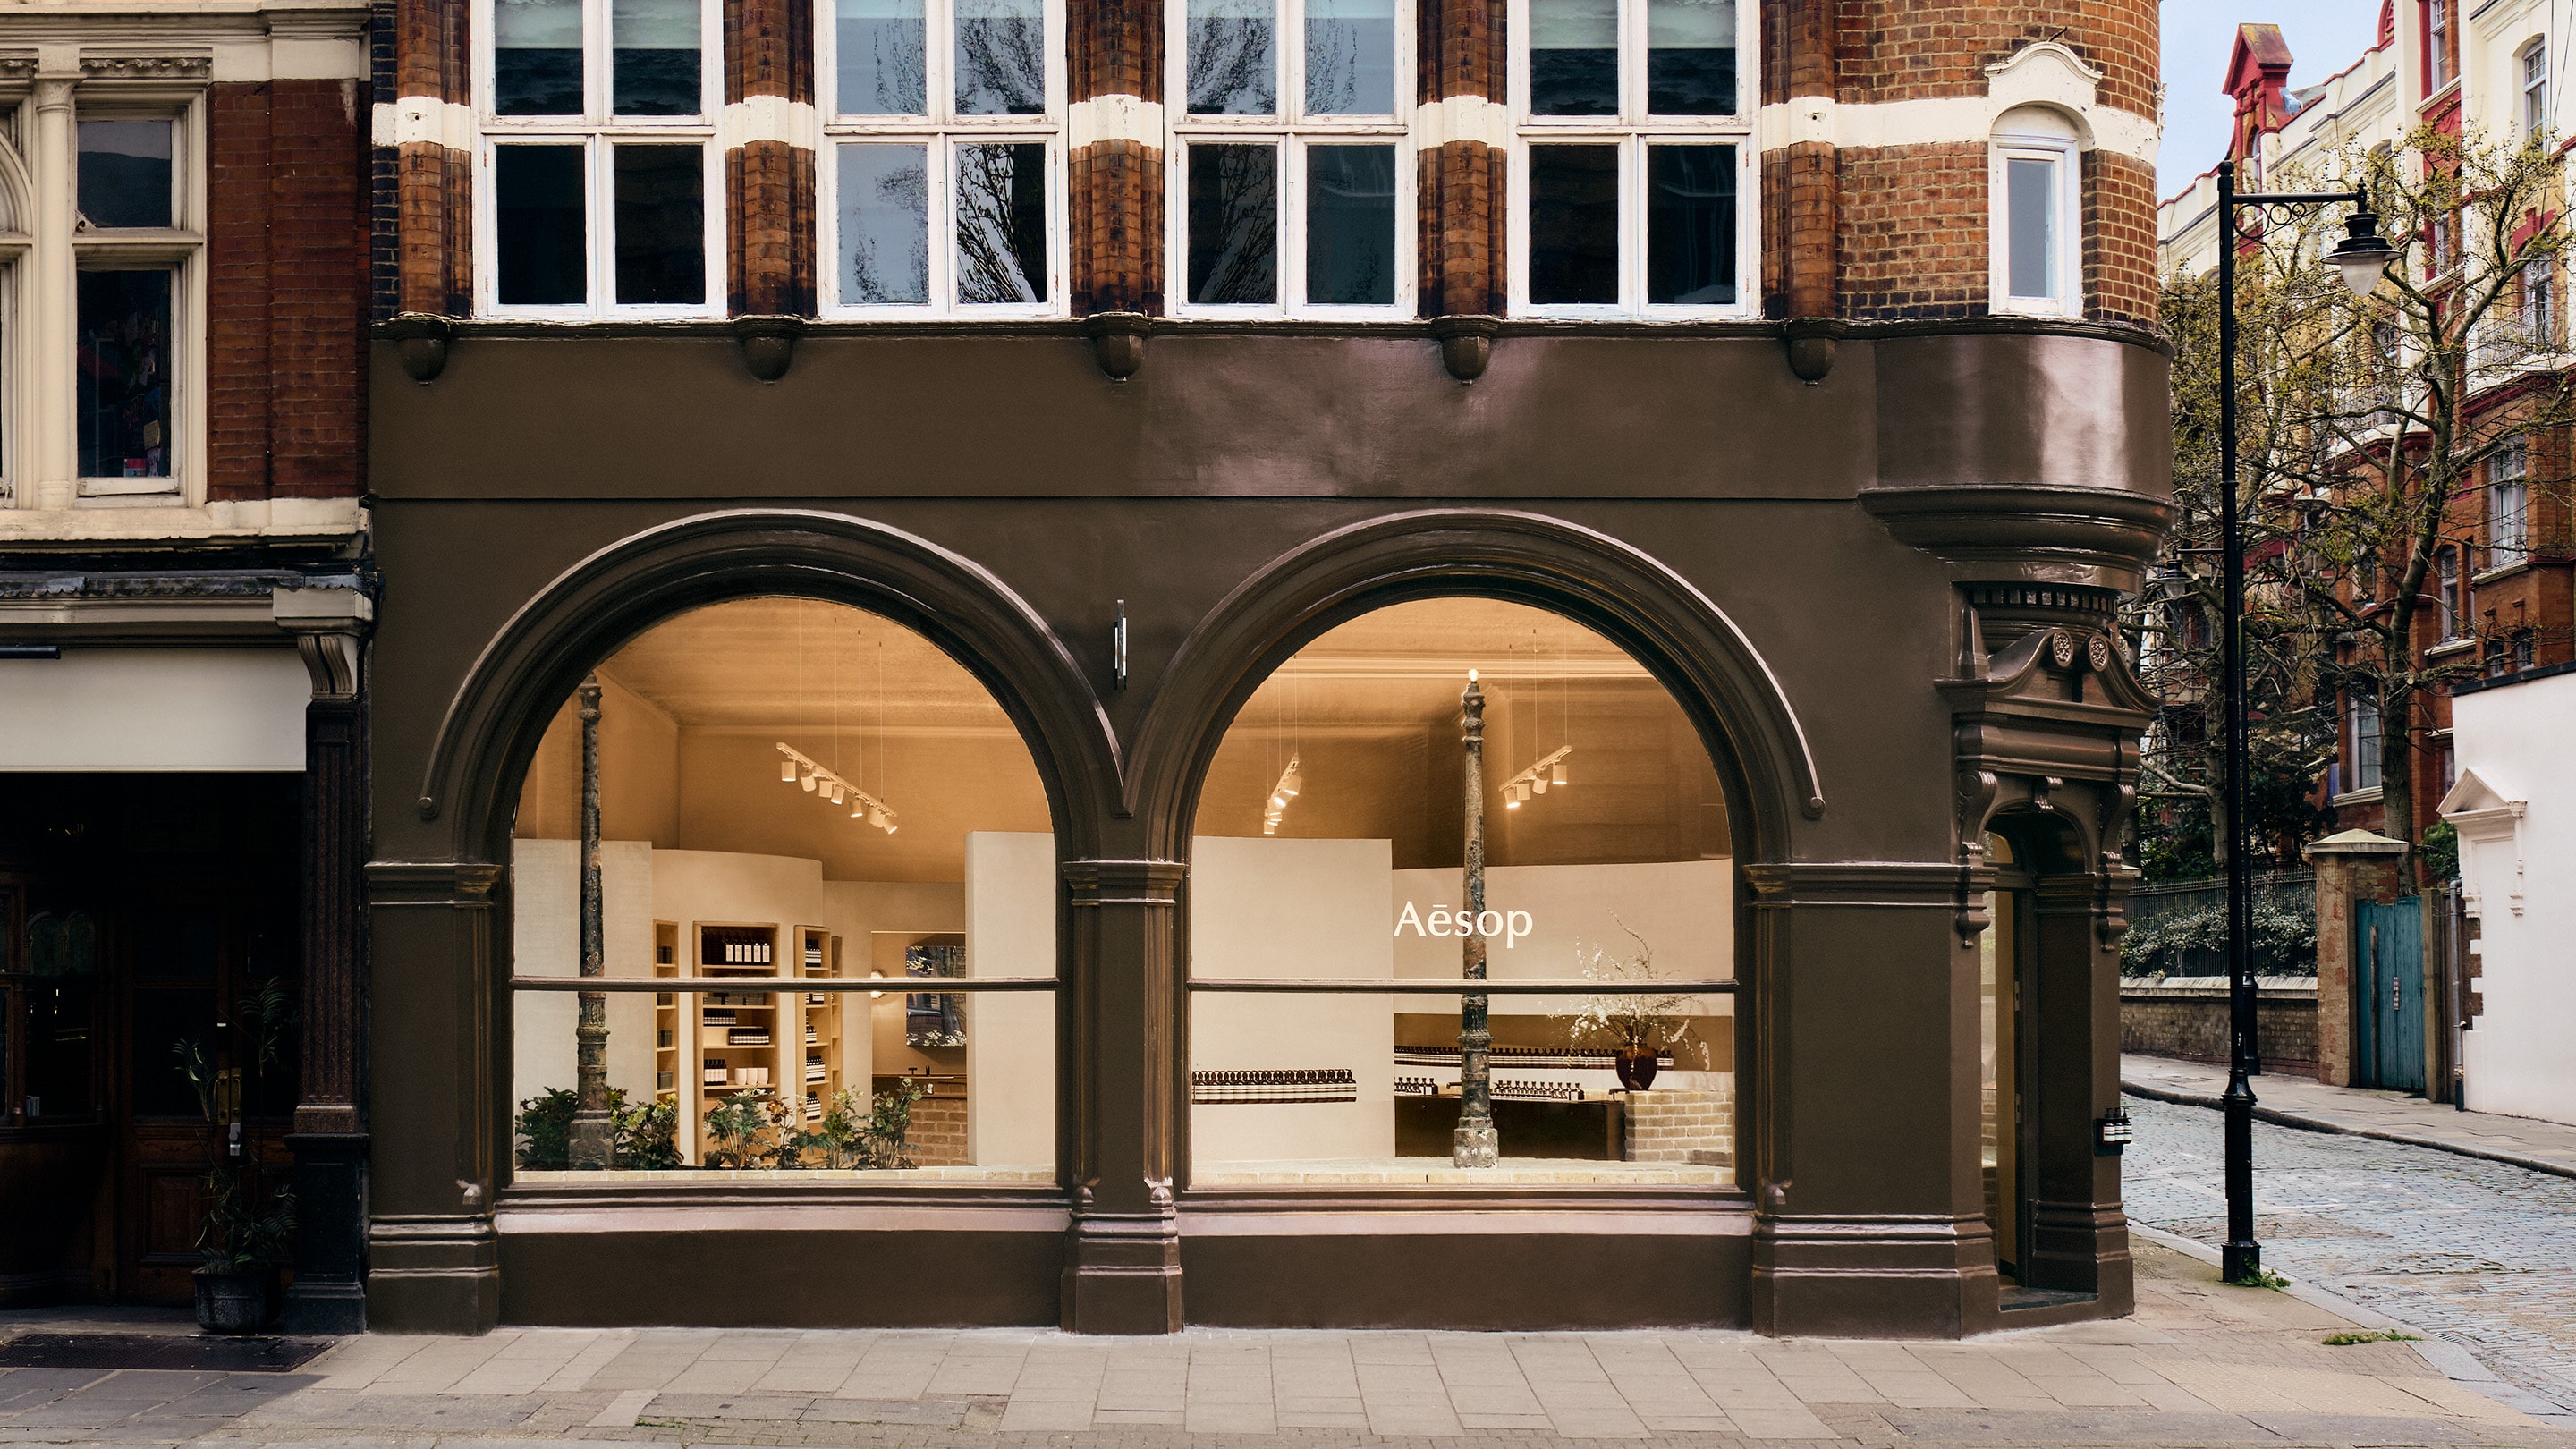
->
[411,508,1123,869]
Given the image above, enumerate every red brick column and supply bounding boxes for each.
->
[725,0,818,315]
[1761,0,1834,318]
[394,0,472,317]
[1415,0,1504,318]
[1069,0,1165,314]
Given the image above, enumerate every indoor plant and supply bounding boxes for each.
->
[193,1172,295,1333]
[1568,920,1707,1090]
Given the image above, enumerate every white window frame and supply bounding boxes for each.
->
[818,0,1069,318]
[474,0,724,318]
[1987,111,2080,319]
[71,91,207,505]
[1163,0,1413,318]
[2489,436,2530,568]
[1505,0,1754,320]
[2350,693,2382,792]
[2521,38,2548,139]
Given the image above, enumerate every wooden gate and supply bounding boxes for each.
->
[2356,897,2425,1093]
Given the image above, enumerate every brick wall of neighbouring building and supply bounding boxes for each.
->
[1621,1088,1733,1166]
[907,1094,970,1167]
[2120,978,2320,1076]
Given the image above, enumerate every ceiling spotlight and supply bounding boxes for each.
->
[801,772,818,792]
[1532,776,1549,795]
[781,759,800,783]
[1505,797,1522,809]
[1280,767,1302,798]
[851,800,867,818]
[1552,760,1568,786]
[830,783,846,804]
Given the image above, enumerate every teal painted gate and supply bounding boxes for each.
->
[2356,897,2425,1092]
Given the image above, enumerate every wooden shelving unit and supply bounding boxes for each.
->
[653,921,680,1105]
[798,928,843,1125]
[694,922,780,1158]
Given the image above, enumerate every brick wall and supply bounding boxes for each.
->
[1837,141,1987,320]
[907,1094,970,1166]
[208,79,369,500]
[1830,0,2156,116]
[2120,982,2321,1074]
[2084,149,2158,326]
[1621,1087,1733,1166]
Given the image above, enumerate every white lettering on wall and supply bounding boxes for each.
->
[1394,902,1533,947]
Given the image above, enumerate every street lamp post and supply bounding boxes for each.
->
[2211,161,2394,1284]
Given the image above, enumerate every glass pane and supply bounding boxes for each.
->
[1528,144,1617,305]
[614,0,701,114]
[75,271,174,479]
[508,598,1057,1180]
[956,0,1046,114]
[1305,0,1393,113]
[1530,0,1617,116]
[1645,144,1733,305]
[496,0,586,114]
[1188,142,1278,304]
[26,909,98,1122]
[1187,598,1737,1186]
[496,144,589,306]
[1306,144,1395,305]
[614,143,705,305]
[133,988,219,1120]
[955,141,1049,304]
[1189,0,1277,114]
[77,121,174,229]
[838,0,928,114]
[839,142,930,303]
[2008,156,2055,299]
[1646,0,1733,114]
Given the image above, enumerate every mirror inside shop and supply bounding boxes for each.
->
[509,596,1737,1183]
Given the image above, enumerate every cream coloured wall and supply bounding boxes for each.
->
[2447,672,2576,1127]
[519,672,683,845]
[1189,835,1397,1163]
[963,832,1057,1168]
[510,838,658,1109]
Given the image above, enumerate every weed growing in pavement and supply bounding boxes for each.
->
[2232,1267,2293,1291]
[2324,1328,2421,1344]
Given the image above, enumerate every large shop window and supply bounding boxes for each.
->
[482,0,720,316]
[822,0,1063,314]
[1168,0,1408,314]
[73,114,198,500]
[1511,0,1748,317]
[508,598,1055,1182]
[1186,598,1735,1186]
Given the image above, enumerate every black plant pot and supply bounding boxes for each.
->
[193,1267,274,1334]
[1614,1048,1660,1092]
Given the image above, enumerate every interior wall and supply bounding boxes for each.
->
[1189,835,1397,1163]
[963,832,1057,1168]
[826,881,965,1090]
[510,839,657,1107]
[518,673,683,845]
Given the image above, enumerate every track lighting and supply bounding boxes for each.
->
[1499,746,1573,809]
[775,743,899,834]
[1261,756,1303,835]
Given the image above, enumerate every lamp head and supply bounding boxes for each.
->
[2331,205,2398,296]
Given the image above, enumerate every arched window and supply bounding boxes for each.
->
[1185,597,1738,1186]
[507,596,1057,1181]
[1989,105,2080,318]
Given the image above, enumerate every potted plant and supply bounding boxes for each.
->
[1568,920,1707,1091]
[193,1172,295,1333]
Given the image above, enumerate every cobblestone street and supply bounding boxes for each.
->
[2123,1091,2576,1415]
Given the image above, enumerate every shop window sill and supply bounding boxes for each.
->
[514,1165,1055,1185]
[1190,1157,1732,1187]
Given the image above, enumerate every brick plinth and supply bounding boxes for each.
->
[908,1094,970,1166]
[1621,1087,1733,1166]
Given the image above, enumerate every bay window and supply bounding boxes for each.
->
[480,0,720,317]
[1511,0,1748,318]
[1168,0,1407,314]
[822,0,1063,315]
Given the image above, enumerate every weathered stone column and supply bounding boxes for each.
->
[568,675,614,1168]
[2303,829,2406,1087]
[1453,672,1496,1166]
[275,586,375,1335]
[1060,857,1187,1332]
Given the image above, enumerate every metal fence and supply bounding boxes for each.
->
[2122,870,2318,977]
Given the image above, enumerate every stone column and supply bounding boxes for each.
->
[274,586,376,1334]
[29,78,77,504]
[2303,829,2406,1088]
[1453,673,1496,1165]
[567,676,614,1167]
[1060,857,1187,1333]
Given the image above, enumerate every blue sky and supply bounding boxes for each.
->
[2158,0,2387,195]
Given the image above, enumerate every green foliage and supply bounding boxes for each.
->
[514,1087,684,1170]
[197,1171,295,1271]
[2419,821,2461,882]
[2233,1266,2292,1291]
[2119,886,2317,978]
[702,1090,801,1170]
[2324,1328,2419,1344]
[240,977,295,1075]
[797,1080,928,1170]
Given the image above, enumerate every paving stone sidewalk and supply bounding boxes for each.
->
[2123,1053,2576,1179]
[4,1240,2571,1448]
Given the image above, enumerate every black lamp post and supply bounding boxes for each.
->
[2212,161,2396,1284]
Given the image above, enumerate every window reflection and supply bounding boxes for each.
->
[955,0,1046,114]
[1188,142,1279,303]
